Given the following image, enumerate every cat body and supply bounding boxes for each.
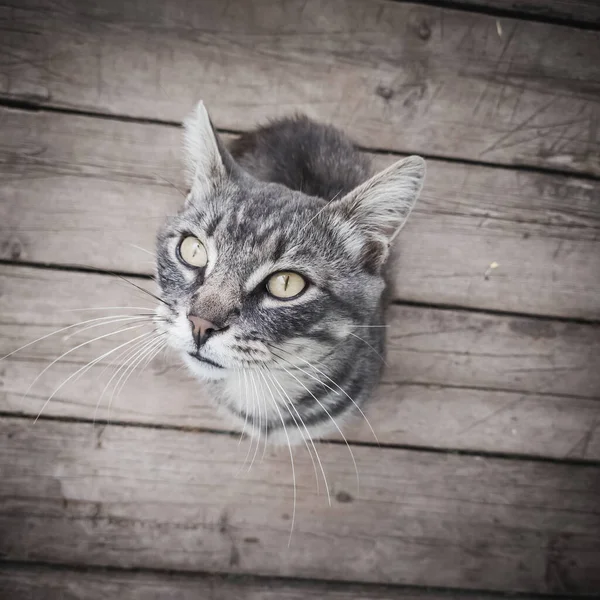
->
[155,103,424,444]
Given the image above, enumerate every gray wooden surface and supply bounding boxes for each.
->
[2,0,599,175]
[1,0,600,597]
[1,418,599,593]
[2,107,599,319]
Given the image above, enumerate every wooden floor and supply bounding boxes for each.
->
[1,0,599,597]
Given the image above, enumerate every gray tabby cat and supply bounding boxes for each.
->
[155,102,425,445]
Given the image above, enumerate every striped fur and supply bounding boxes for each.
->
[155,102,425,444]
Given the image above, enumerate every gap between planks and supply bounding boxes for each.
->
[2,98,600,183]
[0,560,585,600]
[3,411,600,469]
[1,257,599,327]
[392,0,600,30]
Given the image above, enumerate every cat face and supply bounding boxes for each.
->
[155,102,424,384]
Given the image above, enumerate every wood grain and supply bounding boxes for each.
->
[2,107,599,319]
[1,0,599,174]
[1,417,599,593]
[0,563,553,600]
[2,265,599,460]
[454,1,600,25]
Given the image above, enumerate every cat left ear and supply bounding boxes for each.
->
[183,101,243,204]
[331,155,425,255]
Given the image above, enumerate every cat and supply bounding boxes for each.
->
[155,102,425,446]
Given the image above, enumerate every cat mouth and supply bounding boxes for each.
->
[188,352,223,369]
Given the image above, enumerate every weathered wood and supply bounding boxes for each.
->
[2,108,599,319]
[1,417,599,593]
[2,265,599,460]
[1,1,599,175]
[0,564,552,600]
[454,1,600,25]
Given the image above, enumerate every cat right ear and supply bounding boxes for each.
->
[183,101,228,203]
[326,155,425,267]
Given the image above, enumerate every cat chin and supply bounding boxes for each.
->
[182,352,229,381]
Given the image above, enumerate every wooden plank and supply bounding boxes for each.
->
[1,417,599,593]
[1,1,599,175]
[0,564,539,600]
[2,265,599,460]
[2,108,599,320]
[453,1,600,25]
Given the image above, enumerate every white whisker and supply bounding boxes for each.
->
[238,369,256,473]
[266,367,330,505]
[271,346,379,445]
[33,329,156,424]
[237,368,250,445]
[258,369,296,546]
[348,332,388,366]
[24,323,150,405]
[247,369,263,470]
[300,188,343,232]
[263,368,319,496]
[60,306,156,313]
[275,361,360,496]
[93,332,159,424]
[107,334,166,423]
[128,243,156,257]
[1,314,152,362]
[63,315,154,341]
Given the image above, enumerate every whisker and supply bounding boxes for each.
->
[247,369,263,471]
[270,345,379,446]
[23,323,150,404]
[257,369,296,546]
[348,332,388,366]
[238,369,256,473]
[263,366,327,501]
[33,329,156,424]
[107,334,166,423]
[272,359,360,496]
[112,335,165,402]
[1,314,153,362]
[60,306,156,313]
[154,174,188,199]
[127,243,157,257]
[139,336,167,373]
[63,315,154,341]
[237,369,250,445]
[300,188,343,232]
[67,329,154,391]
[110,272,169,307]
[258,370,270,461]
[93,332,159,424]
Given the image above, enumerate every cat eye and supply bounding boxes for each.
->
[266,271,307,299]
[178,236,208,268]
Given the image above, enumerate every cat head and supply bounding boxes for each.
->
[155,102,425,382]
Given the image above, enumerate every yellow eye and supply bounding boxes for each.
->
[178,236,208,268]
[267,271,307,299]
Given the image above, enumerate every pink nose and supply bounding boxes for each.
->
[188,315,216,341]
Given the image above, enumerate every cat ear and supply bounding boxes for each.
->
[183,101,245,203]
[183,101,226,200]
[331,155,425,259]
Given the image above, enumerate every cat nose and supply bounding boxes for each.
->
[188,315,222,347]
